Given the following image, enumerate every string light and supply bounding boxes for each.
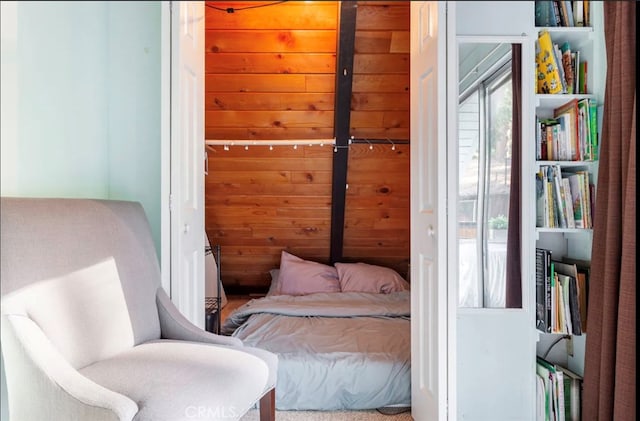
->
[206,138,406,152]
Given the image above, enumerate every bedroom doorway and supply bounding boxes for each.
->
[163,1,450,419]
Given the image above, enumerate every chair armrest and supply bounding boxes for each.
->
[156,288,243,347]
[1,314,138,421]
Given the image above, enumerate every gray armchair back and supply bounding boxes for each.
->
[1,197,276,421]
[2,199,161,368]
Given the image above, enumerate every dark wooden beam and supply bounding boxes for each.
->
[330,1,357,265]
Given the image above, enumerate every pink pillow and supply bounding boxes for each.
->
[335,262,410,294]
[278,251,340,296]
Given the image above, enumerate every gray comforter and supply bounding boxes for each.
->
[221,291,411,410]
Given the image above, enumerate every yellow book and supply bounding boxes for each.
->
[536,30,564,94]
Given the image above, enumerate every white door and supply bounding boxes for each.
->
[410,2,451,420]
[170,1,205,328]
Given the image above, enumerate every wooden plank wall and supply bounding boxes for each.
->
[351,1,410,140]
[205,1,410,292]
[204,1,338,141]
[344,2,410,277]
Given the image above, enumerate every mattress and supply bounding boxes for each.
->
[221,291,411,410]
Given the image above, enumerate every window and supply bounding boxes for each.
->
[458,47,513,308]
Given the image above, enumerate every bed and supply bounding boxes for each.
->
[220,251,411,411]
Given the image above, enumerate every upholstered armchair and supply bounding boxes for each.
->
[0,198,277,421]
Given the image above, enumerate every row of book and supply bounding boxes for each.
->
[536,357,583,421]
[536,249,589,335]
[535,1,591,28]
[537,98,598,162]
[536,165,593,229]
[536,30,587,95]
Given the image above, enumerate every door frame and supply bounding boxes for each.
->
[161,4,456,417]
[160,2,206,330]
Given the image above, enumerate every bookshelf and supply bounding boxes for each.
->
[532,1,605,419]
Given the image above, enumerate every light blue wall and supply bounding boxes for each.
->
[1,1,162,247]
[2,1,111,199]
[0,3,162,420]
[106,2,162,248]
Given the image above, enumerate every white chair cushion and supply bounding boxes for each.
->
[79,340,270,421]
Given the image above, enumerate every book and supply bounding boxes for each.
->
[556,0,569,26]
[553,43,568,92]
[536,374,547,421]
[554,273,568,333]
[540,118,558,160]
[536,362,553,420]
[537,357,565,420]
[564,1,575,26]
[544,167,558,227]
[554,257,580,279]
[555,365,566,420]
[538,248,553,332]
[571,51,579,94]
[561,177,576,228]
[584,0,590,26]
[548,120,558,160]
[567,275,582,335]
[560,42,574,93]
[567,173,585,228]
[553,259,583,334]
[550,262,557,331]
[561,257,590,333]
[573,50,581,93]
[577,98,591,160]
[573,0,584,26]
[577,170,593,228]
[555,365,583,421]
[554,99,580,160]
[536,171,546,227]
[551,165,568,228]
[576,271,588,332]
[536,359,557,420]
[536,248,551,332]
[555,113,572,160]
[536,31,564,94]
[557,272,580,334]
[588,99,598,159]
[535,1,553,26]
[551,1,562,26]
[579,60,588,94]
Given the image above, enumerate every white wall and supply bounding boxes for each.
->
[0,3,162,420]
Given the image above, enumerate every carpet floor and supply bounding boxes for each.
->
[240,408,413,421]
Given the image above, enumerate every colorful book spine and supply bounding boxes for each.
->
[588,100,598,160]
[536,31,564,94]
